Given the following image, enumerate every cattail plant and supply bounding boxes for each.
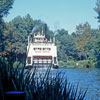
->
[0,57,87,100]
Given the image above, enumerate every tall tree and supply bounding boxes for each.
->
[56,29,77,61]
[0,0,14,17]
[75,22,92,60]
[0,0,14,52]
[76,22,91,34]
[95,0,100,23]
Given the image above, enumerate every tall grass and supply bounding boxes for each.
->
[0,57,87,100]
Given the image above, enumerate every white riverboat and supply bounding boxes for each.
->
[26,29,58,69]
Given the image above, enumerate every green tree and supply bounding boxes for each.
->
[56,29,77,62]
[93,30,100,67]
[75,22,92,60]
[0,0,14,52]
[76,22,91,34]
[5,16,29,62]
[95,0,100,23]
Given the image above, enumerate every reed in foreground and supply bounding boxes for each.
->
[0,57,87,100]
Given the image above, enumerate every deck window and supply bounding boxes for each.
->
[27,57,31,64]
[54,57,57,64]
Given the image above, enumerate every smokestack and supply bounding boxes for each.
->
[44,24,47,35]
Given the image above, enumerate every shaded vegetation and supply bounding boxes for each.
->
[0,57,87,100]
[0,0,14,52]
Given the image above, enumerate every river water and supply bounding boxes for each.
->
[49,68,100,100]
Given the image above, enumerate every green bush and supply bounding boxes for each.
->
[76,60,95,68]
[59,59,96,68]
[13,61,24,68]
[58,60,76,68]
[58,61,66,67]
[66,60,76,68]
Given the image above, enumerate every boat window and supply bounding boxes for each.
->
[54,57,57,64]
[27,57,31,64]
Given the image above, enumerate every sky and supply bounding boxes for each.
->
[4,0,99,34]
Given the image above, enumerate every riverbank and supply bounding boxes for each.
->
[58,59,96,68]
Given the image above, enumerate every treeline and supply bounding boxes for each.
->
[56,23,100,68]
[0,0,100,68]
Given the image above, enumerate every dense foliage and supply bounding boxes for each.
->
[0,0,14,52]
[55,22,100,68]
[95,0,100,23]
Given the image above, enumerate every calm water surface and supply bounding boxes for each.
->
[50,68,100,100]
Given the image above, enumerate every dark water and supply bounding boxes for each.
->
[50,68,100,100]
